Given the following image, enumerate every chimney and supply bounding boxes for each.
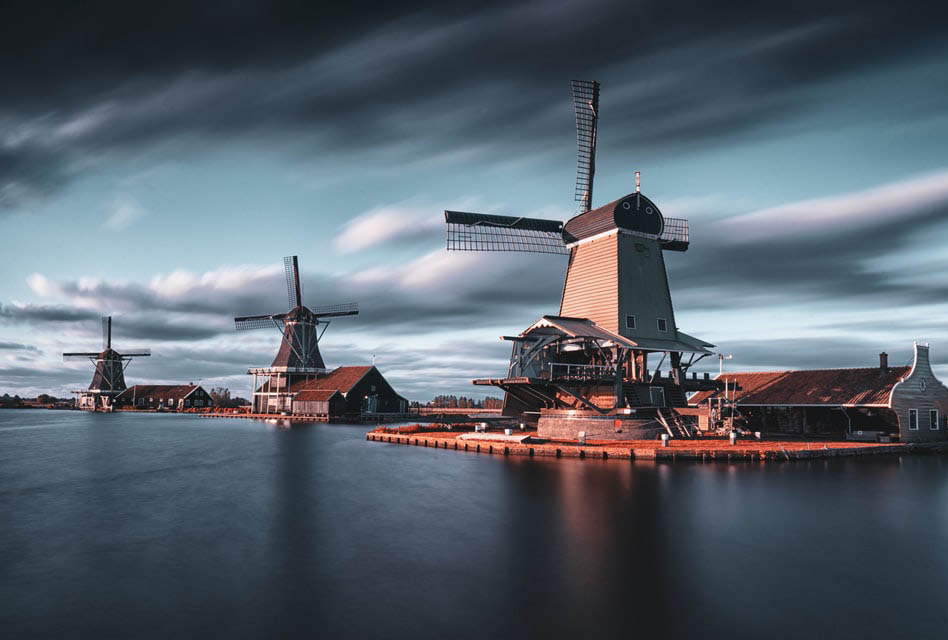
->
[635,171,641,193]
[879,352,888,371]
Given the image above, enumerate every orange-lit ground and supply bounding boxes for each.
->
[367,425,945,462]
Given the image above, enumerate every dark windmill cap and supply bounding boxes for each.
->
[97,347,122,360]
[563,192,665,243]
[285,305,315,321]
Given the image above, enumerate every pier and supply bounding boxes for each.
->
[366,429,948,462]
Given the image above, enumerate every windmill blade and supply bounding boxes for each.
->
[571,79,600,213]
[119,349,151,357]
[445,210,568,255]
[234,314,286,331]
[101,316,111,349]
[63,352,100,361]
[312,302,359,318]
[284,256,302,309]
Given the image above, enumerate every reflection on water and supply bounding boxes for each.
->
[1,410,946,639]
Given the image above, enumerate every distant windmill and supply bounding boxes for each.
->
[444,80,720,439]
[63,316,150,411]
[234,256,358,413]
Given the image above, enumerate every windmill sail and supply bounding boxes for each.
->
[234,314,287,331]
[311,302,359,318]
[284,256,302,309]
[571,79,599,213]
[445,211,568,255]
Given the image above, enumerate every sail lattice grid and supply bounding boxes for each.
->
[571,79,599,211]
[445,211,568,255]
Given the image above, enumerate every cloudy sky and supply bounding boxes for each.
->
[2,0,948,400]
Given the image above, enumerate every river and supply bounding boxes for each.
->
[1,409,946,638]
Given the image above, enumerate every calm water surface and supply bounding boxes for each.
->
[2,409,947,639]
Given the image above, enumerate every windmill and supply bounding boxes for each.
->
[234,255,358,414]
[63,316,150,411]
[444,80,721,440]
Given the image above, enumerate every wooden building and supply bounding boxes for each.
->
[255,365,407,419]
[115,384,214,411]
[690,344,948,443]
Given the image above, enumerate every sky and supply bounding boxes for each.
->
[2,0,948,401]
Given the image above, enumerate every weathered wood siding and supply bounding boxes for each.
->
[889,344,948,443]
[559,233,619,331]
[616,234,677,341]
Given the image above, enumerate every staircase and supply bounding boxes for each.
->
[656,407,693,439]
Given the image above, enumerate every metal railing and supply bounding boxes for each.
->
[549,363,616,381]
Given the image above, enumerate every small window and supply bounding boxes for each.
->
[930,409,939,430]
[909,409,918,430]
[185,399,190,407]
[657,318,668,332]
[625,315,636,330]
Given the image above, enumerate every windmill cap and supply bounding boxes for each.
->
[285,305,315,321]
[97,348,122,359]
[563,192,664,243]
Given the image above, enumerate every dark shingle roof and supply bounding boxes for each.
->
[690,367,911,407]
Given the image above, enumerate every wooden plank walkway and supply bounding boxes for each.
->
[366,431,948,462]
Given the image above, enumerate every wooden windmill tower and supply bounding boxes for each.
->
[63,316,150,411]
[445,80,721,440]
[234,256,358,414]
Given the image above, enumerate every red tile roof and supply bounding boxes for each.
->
[306,366,374,393]
[690,367,911,407]
[294,389,342,402]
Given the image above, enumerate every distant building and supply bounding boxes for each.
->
[690,343,948,443]
[253,365,407,418]
[115,384,214,411]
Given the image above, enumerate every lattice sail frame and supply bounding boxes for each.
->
[234,315,285,331]
[445,211,568,255]
[311,302,359,318]
[571,79,600,213]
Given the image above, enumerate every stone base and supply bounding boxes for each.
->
[537,410,665,441]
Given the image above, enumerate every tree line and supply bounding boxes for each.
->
[410,395,503,409]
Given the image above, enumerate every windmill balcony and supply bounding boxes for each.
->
[548,363,617,382]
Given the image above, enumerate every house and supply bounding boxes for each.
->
[115,384,214,411]
[254,365,407,418]
[690,343,948,443]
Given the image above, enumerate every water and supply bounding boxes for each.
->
[2,409,947,639]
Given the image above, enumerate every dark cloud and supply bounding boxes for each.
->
[3,0,947,208]
[0,341,39,352]
[668,174,948,311]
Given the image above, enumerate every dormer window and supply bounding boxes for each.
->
[625,315,636,330]
[657,318,668,332]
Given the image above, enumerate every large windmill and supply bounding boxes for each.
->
[63,316,150,411]
[235,256,358,414]
[444,80,721,440]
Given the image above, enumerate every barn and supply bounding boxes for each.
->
[252,365,407,419]
[690,343,948,443]
[115,384,214,411]
[290,366,407,418]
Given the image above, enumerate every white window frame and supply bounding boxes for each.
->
[625,315,636,330]
[649,386,666,407]
[657,318,668,332]
[908,408,918,430]
[930,409,939,430]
